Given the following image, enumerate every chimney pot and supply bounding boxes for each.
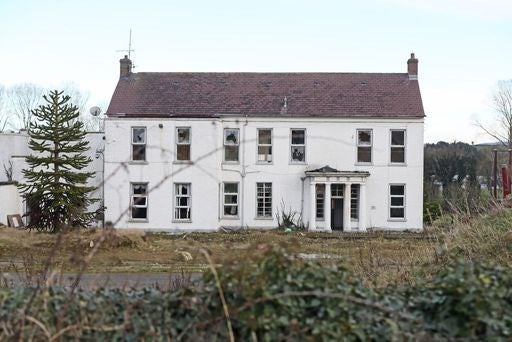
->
[407,52,418,80]
[119,55,132,78]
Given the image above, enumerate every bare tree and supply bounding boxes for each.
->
[477,80,512,148]
[61,82,102,132]
[0,85,9,132]
[8,83,45,130]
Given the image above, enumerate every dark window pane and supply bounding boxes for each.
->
[133,197,147,206]
[390,185,405,196]
[132,128,146,143]
[224,183,238,193]
[258,146,272,162]
[179,197,189,206]
[132,184,147,195]
[177,128,190,143]
[224,206,238,216]
[291,146,305,162]
[357,147,371,163]
[224,195,237,204]
[391,197,404,206]
[132,145,146,160]
[291,130,305,144]
[390,207,404,218]
[177,145,190,160]
[224,129,239,145]
[391,147,405,163]
[358,130,371,144]
[225,146,239,161]
[391,131,405,145]
[258,129,272,144]
[132,207,147,219]
[179,208,190,219]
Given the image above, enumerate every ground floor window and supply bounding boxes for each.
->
[389,184,405,219]
[256,182,272,218]
[350,184,359,220]
[174,183,191,220]
[223,182,239,216]
[131,183,148,219]
[315,184,325,220]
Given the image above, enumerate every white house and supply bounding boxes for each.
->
[103,53,425,232]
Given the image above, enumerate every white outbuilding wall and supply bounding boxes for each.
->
[103,116,424,231]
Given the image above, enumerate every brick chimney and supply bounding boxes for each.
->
[120,55,132,78]
[407,53,418,80]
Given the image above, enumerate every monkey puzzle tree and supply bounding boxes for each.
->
[19,90,97,232]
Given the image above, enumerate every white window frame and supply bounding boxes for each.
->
[222,182,239,218]
[315,184,325,221]
[389,184,406,220]
[174,183,191,221]
[223,128,240,163]
[175,127,191,162]
[256,182,272,218]
[390,129,406,164]
[130,182,148,220]
[290,128,306,164]
[257,128,273,164]
[356,129,372,164]
[350,184,359,220]
[131,127,147,161]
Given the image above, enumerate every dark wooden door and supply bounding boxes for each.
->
[331,198,343,231]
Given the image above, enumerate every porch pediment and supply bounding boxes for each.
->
[305,165,370,183]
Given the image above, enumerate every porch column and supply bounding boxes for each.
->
[309,182,316,230]
[324,182,331,230]
[343,183,352,231]
[358,183,367,231]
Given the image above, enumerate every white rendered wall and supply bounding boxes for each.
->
[104,117,424,231]
[0,184,24,225]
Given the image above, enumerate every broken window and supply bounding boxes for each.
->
[291,129,306,163]
[357,129,372,163]
[174,183,191,220]
[316,184,325,220]
[176,127,191,161]
[389,184,405,219]
[131,183,148,219]
[256,182,272,217]
[224,128,239,162]
[390,130,406,163]
[223,182,239,216]
[350,184,359,220]
[257,129,272,163]
[132,127,146,161]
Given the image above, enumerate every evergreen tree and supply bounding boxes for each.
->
[19,90,97,232]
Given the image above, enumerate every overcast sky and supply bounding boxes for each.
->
[1,0,511,143]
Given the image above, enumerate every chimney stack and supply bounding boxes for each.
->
[407,53,418,80]
[120,55,132,78]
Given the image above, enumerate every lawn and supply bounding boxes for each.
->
[0,226,437,286]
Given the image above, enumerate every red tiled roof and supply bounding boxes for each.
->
[106,72,425,118]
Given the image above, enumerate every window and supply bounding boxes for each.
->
[357,129,372,163]
[316,184,325,220]
[256,182,272,218]
[224,128,239,162]
[131,183,148,219]
[223,182,239,216]
[389,184,405,219]
[257,129,272,163]
[176,127,191,161]
[350,184,359,220]
[291,129,306,163]
[132,127,146,161]
[390,130,406,163]
[174,183,191,220]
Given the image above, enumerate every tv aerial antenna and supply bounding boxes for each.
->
[116,29,135,68]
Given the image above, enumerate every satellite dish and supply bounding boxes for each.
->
[90,106,102,117]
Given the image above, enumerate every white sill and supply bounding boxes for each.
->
[355,162,373,166]
[388,218,407,222]
[256,162,273,165]
[254,216,274,220]
[388,162,407,166]
[129,160,148,165]
[289,161,307,165]
[172,219,192,223]
[221,216,240,220]
[128,219,149,223]
[222,161,240,165]
[173,160,193,165]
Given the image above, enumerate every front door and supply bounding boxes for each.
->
[331,198,343,231]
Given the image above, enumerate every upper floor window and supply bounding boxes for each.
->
[357,129,372,163]
[256,182,272,218]
[174,183,191,220]
[257,129,272,163]
[223,182,239,217]
[389,184,405,219]
[290,129,306,163]
[131,127,146,161]
[224,128,239,162]
[390,130,406,164]
[176,127,191,161]
[131,183,148,220]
